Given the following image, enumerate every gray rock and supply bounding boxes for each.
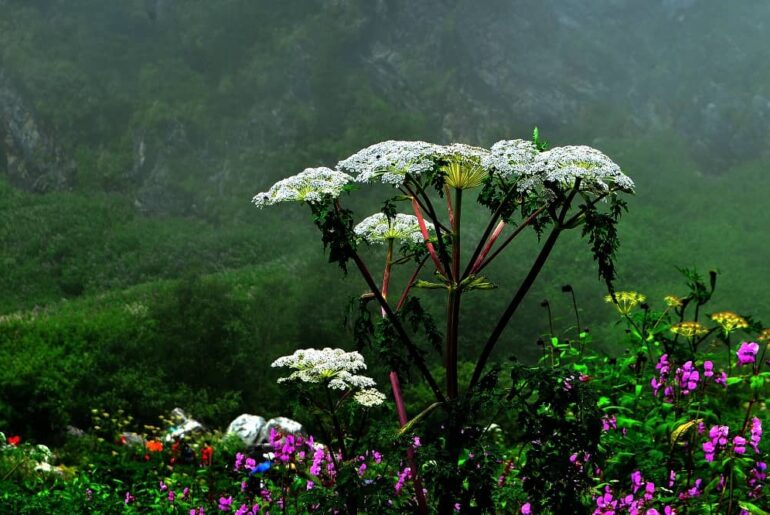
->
[0,71,77,192]
[257,417,305,444]
[226,414,267,447]
[164,408,205,442]
[120,432,145,446]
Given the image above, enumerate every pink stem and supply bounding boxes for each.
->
[411,197,446,276]
[396,255,428,311]
[470,220,506,274]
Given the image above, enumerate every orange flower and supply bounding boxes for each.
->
[145,440,163,453]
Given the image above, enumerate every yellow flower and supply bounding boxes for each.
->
[670,321,709,338]
[710,311,749,334]
[604,291,646,315]
[664,295,683,308]
[756,328,770,342]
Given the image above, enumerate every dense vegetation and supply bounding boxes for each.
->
[1,1,769,512]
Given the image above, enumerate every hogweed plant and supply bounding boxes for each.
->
[253,130,633,511]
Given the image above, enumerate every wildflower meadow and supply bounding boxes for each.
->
[3,134,767,514]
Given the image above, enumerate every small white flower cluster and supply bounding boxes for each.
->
[353,388,387,407]
[272,348,385,407]
[531,145,635,194]
[353,212,432,245]
[434,142,490,163]
[252,167,353,207]
[481,139,539,180]
[337,140,440,186]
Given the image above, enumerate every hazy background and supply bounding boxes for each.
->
[1,0,769,435]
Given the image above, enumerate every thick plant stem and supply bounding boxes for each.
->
[475,205,547,274]
[463,183,519,278]
[470,220,506,275]
[469,225,562,390]
[469,183,580,389]
[446,188,462,400]
[396,255,428,311]
[411,197,446,276]
[380,240,393,317]
[349,251,446,403]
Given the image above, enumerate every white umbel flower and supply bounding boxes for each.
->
[337,140,441,186]
[353,213,432,245]
[434,143,491,190]
[272,347,380,393]
[353,388,387,407]
[531,146,634,194]
[252,167,353,207]
[482,139,539,180]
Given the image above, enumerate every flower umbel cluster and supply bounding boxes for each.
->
[710,311,749,334]
[481,139,539,180]
[354,213,432,245]
[670,321,709,339]
[337,141,441,186]
[530,145,635,194]
[271,348,384,406]
[604,291,646,315]
[252,168,353,207]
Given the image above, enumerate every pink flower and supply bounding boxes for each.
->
[750,417,763,453]
[737,342,760,365]
[218,496,233,511]
[733,436,747,455]
[521,503,532,514]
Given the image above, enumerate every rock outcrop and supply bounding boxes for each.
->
[0,71,76,192]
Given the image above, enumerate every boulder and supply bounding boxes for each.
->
[257,417,305,444]
[164,408,205,442]
[226,414,267,447]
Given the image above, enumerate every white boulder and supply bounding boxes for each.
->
[226,414,267,446]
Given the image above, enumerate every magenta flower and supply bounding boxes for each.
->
[737,342,760,365]
[703,441,716,462]
[521,503,532,514]
[703,360,714,378]
[218,496,233,511]
[709,425,729,445]
[750,417,763,453]
[631,470,643,492]
[602,415,617,431]
[395,466,411,494]
[124,492,135,504]
[734,436,747,455]
[715,371,728,387]
[234,452,245,471]
[168,490,175,502]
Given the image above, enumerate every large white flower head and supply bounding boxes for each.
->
[482,139,539,180]
[272,347,377,391]
[252,167,353,208]
[353,213,432,245]
[531,146,634,194]
[337,140,442,186]
[434,143,491,190]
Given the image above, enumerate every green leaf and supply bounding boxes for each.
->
[750,375,764,391]
[414,280,447,289]
[726,376,744,386]
[740,502,770,515]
